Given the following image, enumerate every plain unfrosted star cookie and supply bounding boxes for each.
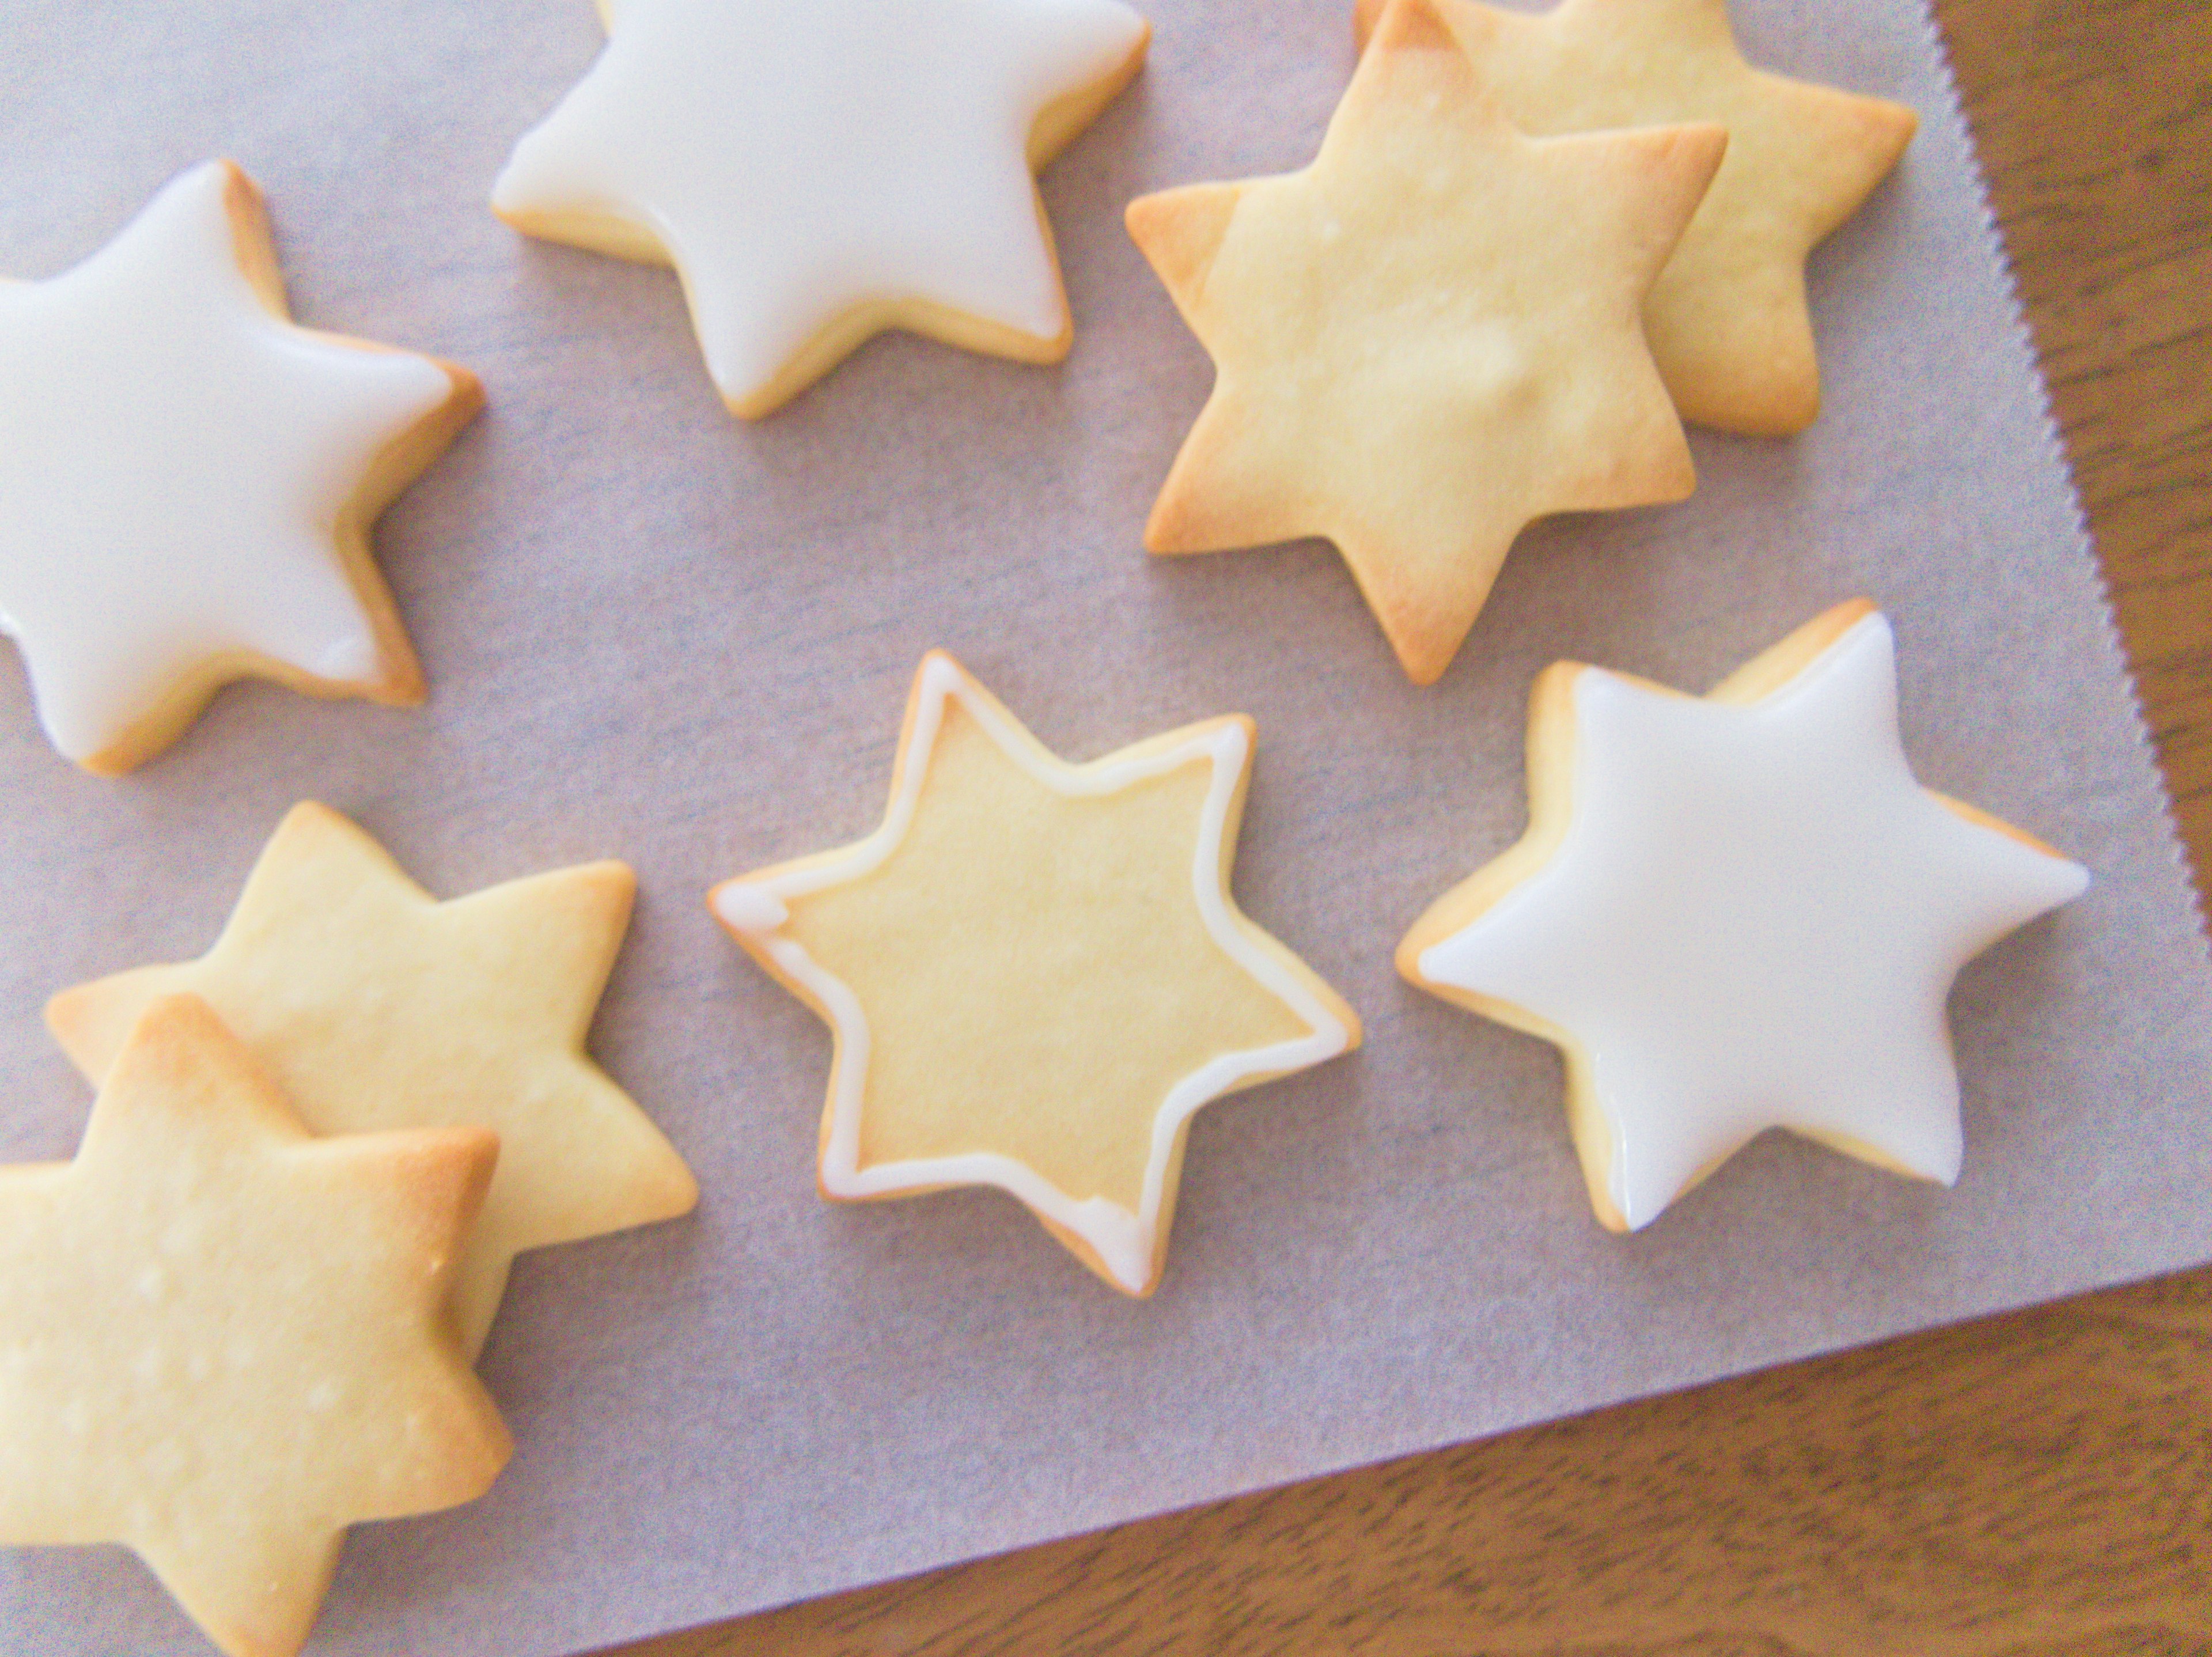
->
[0,160,480,774]
[0,994,509,1657]
[1352,0,1919,436]
[711,651,1359,1295]
[1397,601,2089,1232]
[46,803,698,1359]
[492,0,1150,417]
[1127,0,1725,685]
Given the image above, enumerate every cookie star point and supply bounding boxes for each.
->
[45,803,695,1358]
[714,651,1358,1295]
[0,160,477,773]
[1401,603,2088,1231]
[491,0,1149,417]
[1131,0,1722,682]
[1357,0,1918,436]
[0,993,509,1657]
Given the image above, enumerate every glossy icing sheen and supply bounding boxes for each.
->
[714,656,1354,1293]
[493,0,1147,407]
[0,162,453,765]
[1415,614,2089,1229]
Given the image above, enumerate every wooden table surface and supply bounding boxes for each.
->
[612,1,2212,1650]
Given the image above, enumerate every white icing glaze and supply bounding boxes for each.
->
[492,0,1147,407]
[1415,613,2089,1229]
[714,655,1353,1292]
[0,162,454,764]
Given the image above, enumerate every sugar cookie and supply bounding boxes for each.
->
[712,651,1359,1295]
[1128,0,1724,684]
[1351,0,1918,435]
[0,160,479,774]
[0,994,508,1657]
[1397,601,2090,1231]
[493,0,1150,417]
[46,804,697,1359]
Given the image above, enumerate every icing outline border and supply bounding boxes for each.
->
[715,654,1354,1292]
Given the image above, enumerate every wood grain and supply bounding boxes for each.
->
[607,0,2212,1649]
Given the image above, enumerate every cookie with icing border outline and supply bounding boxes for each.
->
[711,650,1360,1295]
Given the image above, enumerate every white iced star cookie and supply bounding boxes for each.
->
[0,161,480,775]
[493,0,1150,418]
[1398,601,2089,1231]
[711,652,1359,1295]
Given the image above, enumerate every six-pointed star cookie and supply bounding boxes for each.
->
[1353,0,1919,435]
[711,651,1360,1295]
[1398,601,2090,1232]
[0,994,509,1657]
[492,0,1150,417]
[0,160,480,774]
[1128,0,1726,685]
[46,803,698,1359]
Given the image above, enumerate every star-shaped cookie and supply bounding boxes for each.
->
[1398,601,2089,1231]
[0,994,509,1657]
[712,652,1359,1295]
[1353,0,1919,435]
[1128,0,1725,684]
[46,803,697,1358]
[0,160,480,774]
[492,0,1150,417]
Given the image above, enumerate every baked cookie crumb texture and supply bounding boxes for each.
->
[1353,0,1919,436]
[0,994,509,1657]
[1129,0,1724,684]
[46,802,698,1360]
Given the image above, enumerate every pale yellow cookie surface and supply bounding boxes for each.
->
[1353,0,1919,436]
[1129,0,1724,684]
[0,994,509,1657]
[713,651,1359,1296]
[46,804,698,1358]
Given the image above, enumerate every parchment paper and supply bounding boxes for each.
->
[3,1,2207,1652]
